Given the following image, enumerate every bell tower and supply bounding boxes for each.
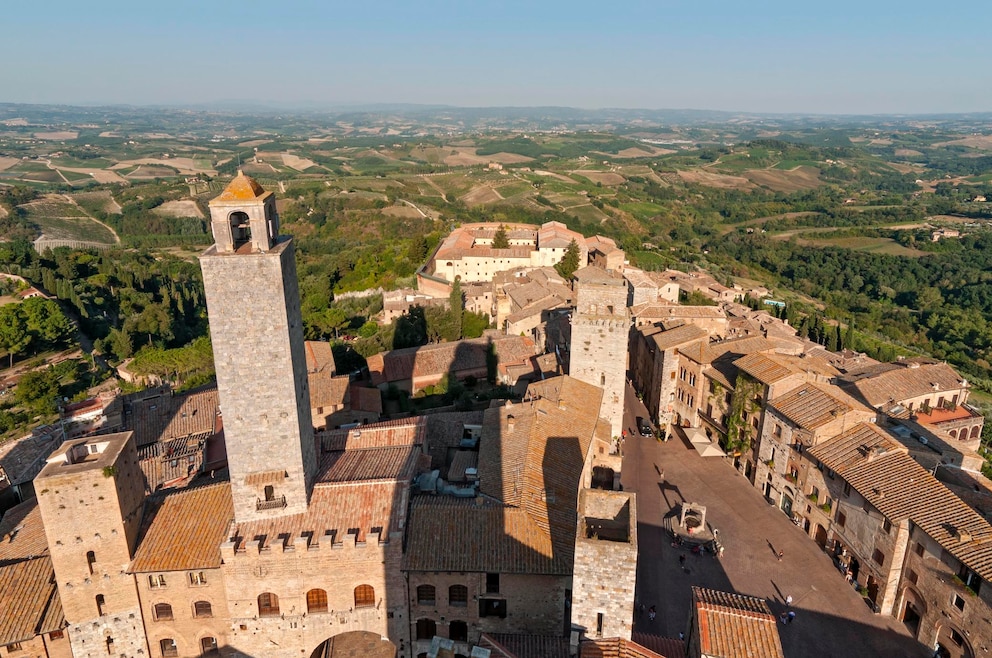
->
[199,171,317,523]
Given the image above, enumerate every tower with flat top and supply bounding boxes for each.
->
[199,171,317,523]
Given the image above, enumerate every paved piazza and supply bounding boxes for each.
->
[621,385,930,658]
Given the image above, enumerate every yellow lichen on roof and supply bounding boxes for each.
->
[214,170,266,202]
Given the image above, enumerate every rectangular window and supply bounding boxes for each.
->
[907,569,918,585]
[914,542,925,557]
[882,519,892,534]
[827,468,835,479]
[952,594,965,611]
[49,630,64,640]
[486,573,500,594]
[843,482,851,497]
[596,612,604,637]
[479,598,507,618]
[148,574,166,589]
[872,549,885,566]
[189,571,207,586]
[774,424,782,438]
[7,643,22,651]
[837,511,846,528]
[863,499,871,514]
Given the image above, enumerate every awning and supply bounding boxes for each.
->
[693,441,726,458]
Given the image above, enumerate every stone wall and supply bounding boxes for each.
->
[219,532,407,658]
[200,239,318,524]
[571,489,637,640]
[135,567,230,658]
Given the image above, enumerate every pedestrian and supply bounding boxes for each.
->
[648,605,656,622]
[779,612,788,624]
[785,595,793,607]
[787,611,796,624]
[679,632,685,641]
[777,550,784,561]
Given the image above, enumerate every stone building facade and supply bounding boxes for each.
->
[568,268,630,439]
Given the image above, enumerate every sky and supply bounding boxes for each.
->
[1,0,989,114]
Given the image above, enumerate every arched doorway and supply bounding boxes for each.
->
[813,524,828,550]
[934,622,974,658]
[591,466,616,490]
[310,631,396,658]
[900,587,927,638]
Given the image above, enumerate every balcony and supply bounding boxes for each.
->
[256,495,287,511]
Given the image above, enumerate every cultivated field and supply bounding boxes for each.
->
[744,166,822,192]
[20,196,118,244]
[154,200,204,218]
[678,169,753,190]
[572,171,626,186]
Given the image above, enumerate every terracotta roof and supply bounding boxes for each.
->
[243,469,286,486]
[479,633,570,658]
[447,449,478,482]
[735,352,837,386]
[0,499,48,566]
[317,445,422,483]
[129,482,233,573]
[368,336,536,386]
[350,385,383,414]
[310,372,349,409]
[692,587,784,658]
[0,429,63,484]
[575,266,624,285]
[915,404,981,425]
[319,417,425,451]
[631,633,687,658]
[0,556,61,645]
[232,480,403,548]
[407,377,602,575]
[213,170,267,202]
[304,340,335,373]
[580,637,672,658]
[769,382,870,431]
[649,323,708,351]
[423,410,486,470]
[128,387,219,448]
[631,304,726,320]
[838,359,967,408]
[809,423,992,580]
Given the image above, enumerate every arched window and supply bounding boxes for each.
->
[416,585,436,606]
[200,636,219,656]
[972,426,981,439]
[416,618,437,640]
[229,211,251,248]
[154,603,174,621]
[448,584,468,607]
[306,589,328,614]
[193,601,212,618]
[159,638,178,657]
[354,584,375,608]
[258,592,280,617]
[86,550,96,575]
[449,620,468,642]
[95,594,106,616]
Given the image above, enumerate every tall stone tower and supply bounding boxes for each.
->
[199,171,317,523]
[36,433,150,658]
[569,267,629,438]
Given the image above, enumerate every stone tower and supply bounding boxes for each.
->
[569,267,629,438]
[199,171,317,523]
[36,433,150,658]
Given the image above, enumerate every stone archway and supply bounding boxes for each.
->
[310,631,396,658]
[899,586,927,639]
[934,621,974,658]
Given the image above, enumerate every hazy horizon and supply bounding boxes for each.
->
[2,0,990,115]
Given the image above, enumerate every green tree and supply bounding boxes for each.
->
[16,368,61,415]
[462,311,489,339]
[554,239,582,279]
[22,297,72,346]
[449,279,463,340]
[0,304,30,368]
[492,224,510,249]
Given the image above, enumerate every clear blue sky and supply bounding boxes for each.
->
[1,0,989,114]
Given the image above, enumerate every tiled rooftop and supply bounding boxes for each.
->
[317,445,423,484]
[691,586,784,658]
[769,382,870,431]
[810,422,992,580]
[0,499,49,566]
[581,636,673,658]
[0,556,62,645]
[129,481,233,573]
[367,335,536,386]
[233,480,404,549]
[212,170,268,202]
[319,417,426,452]
[127,386,219,448]
[838,358,967,408]
[406,377,603,575]
[479,633,570,658]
